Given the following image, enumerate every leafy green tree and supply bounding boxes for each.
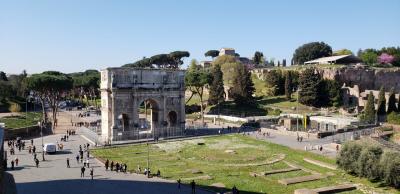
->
[71,70,100,107]
[253,51,264,65]
[0,71,7,81]
[208,64,225,105]
[168,51,190,68]
[380,151,400,188]
[333,49,353,56]
[204,50,220,59]
[357,145,383,181]
[319,80,342,107]
[337,142,363,174]
[26,71,73,127]
[387,112,400,125]
[360,49,378,65]
[123,57,153,68]
[285,71,292,100]
[230,64,255,106]
[387,88,397,114]
[0,81,13,101]
[213,55,237,66]
[298,68,321,106]
[293,42,332,64]
[377,87,386,118]
[185,61,211,126]
[265,70,284,96]
[362,91,376,124]
[220,62,242,88]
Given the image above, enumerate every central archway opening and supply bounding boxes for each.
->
[138,99,159,134]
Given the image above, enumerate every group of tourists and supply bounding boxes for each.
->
[104,159,128,173]
[297,136,304,142]
[73,143,95,179]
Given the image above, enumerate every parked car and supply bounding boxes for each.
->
[43,143,57,154]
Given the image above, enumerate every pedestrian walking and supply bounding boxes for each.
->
[105,159,109,170]
[15,157,19,166]
[11,160,15,170]
[110,161,114,171]
[35,158,39,168]
[33,146,36,154]
[86,159,89,168]
[90,168,94,180]
[31,139,33,146]
[76,154,79,163]
[190,180,196,194]
[87,150,90,158]
[81,166,85,177]
[67,158,70,168]
[116,162,120,172]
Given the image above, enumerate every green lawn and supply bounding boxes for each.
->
[92,135,398,194]
[0,112,42,129]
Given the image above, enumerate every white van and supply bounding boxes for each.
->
[43,143,57,154]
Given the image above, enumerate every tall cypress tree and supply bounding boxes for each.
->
[387,88,397,114]
[298,68,321,106]
[231,64,255,106]
[285,71,292,100]
[377,87,386,116]
[208,64,225,105]
[363,91,376,124]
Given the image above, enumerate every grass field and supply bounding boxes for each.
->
[92,135,399,194]
[0,112,42,129]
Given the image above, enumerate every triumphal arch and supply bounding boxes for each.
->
[100,68,186,142]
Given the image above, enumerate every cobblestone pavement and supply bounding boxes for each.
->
[5,134,210,194]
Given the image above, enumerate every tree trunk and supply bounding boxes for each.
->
[185,90,195,104]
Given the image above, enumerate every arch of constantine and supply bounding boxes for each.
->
[100,68,186,142]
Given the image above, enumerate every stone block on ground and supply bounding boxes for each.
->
[264,167,301,175]
[278,174,325,185]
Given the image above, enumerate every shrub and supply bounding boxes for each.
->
[380,151,400,188]
[336,142,363,174]
[8,102,21,112]
[387,112,400,125]
[357,145,383,181]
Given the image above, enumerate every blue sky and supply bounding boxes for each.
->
[1,0,399,74]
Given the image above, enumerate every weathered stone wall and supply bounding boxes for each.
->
[252,67,400,92]
[318,67,400,92]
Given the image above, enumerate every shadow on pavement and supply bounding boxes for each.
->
[16,179,263,194]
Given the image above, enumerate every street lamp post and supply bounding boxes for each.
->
[38,121,45,161]
[296,88,301,136]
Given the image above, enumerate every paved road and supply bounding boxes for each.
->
[248,130,338,158]
[5,134,210,194]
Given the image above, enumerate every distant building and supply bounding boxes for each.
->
[304,55,362,65]
[219,48,236,56]
[309,115,359,132]
[200,61,212,69]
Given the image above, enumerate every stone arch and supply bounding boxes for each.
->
[167,111,178,127]
[137,98,160,131]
